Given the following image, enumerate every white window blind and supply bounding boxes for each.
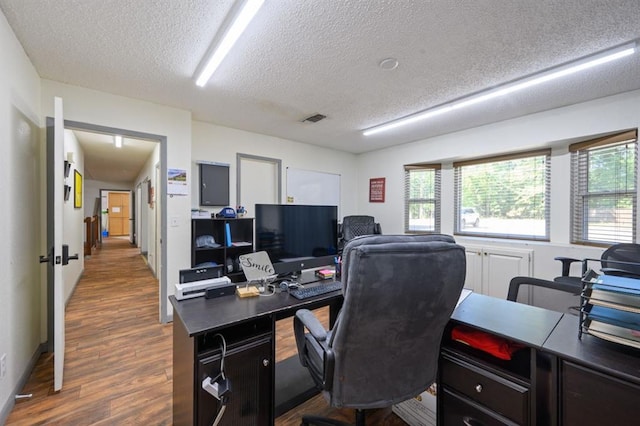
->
[570,130,638,245]
[404,164,441,233]
[454,150,551,240]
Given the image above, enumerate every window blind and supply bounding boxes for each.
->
[404,164,441,233]
[570,130,638,245]
[454,150,551,240]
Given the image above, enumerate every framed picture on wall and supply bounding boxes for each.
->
[369,177,385,203]
[74,170,83,209]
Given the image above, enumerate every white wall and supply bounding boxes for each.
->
[84,179,132,218]
[191,121,359,217]
[357,90,640,280]
[40,79,192,321]
[62,129,85,302]
[134,143,161,274]
[0,9,43,422]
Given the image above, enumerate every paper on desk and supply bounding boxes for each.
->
[456,288,472,308]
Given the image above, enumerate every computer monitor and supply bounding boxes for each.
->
[254,204,338,276]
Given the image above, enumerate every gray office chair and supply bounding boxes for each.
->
[294,234,466,426]
[337,215,381,253]
[507,276,581,315]
[554,243,640,287]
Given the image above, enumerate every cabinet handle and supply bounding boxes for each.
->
[262,358,270,367]
[475,384,483,393]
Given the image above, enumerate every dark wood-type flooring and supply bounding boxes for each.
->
[7,237,407,425]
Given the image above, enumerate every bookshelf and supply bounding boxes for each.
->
[191,217,254,282]
[580,271,640,349]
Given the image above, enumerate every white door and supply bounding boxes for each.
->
[41,97,70,391]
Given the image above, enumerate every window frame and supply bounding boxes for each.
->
[404,163,441,234]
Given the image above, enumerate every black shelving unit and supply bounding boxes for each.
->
[191,217,254,282]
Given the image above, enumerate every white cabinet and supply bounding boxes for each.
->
[464,245,532,299]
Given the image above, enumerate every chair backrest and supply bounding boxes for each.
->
[340,215,379,242]
[600,243,640,278]
[327,234,466,408]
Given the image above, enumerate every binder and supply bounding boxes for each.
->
[225,223,232,247]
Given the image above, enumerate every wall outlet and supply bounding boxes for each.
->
[0,353,6,380]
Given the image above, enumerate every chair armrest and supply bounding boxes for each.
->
[294,309,327,368]
[554,256,581,276]
[295,309,328,341]
[507,276,582,302]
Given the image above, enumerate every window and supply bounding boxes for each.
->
[404,164,441,233]
[570,130,638,245]
[454,150,551,240]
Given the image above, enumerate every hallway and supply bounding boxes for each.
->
[7,237,172,425]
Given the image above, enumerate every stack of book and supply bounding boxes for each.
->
[581,273,640,349]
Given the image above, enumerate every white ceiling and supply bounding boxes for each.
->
[72,130,157,183]
[3,0,640,161]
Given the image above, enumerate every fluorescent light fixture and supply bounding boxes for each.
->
[363,41,637,137]
[195,0,265,87]
[114,135,123,148]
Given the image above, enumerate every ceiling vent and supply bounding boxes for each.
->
[302,113,326,123]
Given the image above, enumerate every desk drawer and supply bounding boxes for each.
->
[441,388,520,426]
[441,355,529,424]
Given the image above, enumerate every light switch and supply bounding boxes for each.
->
[170,216,180,227]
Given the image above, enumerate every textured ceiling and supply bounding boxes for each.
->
[2,0,640,158]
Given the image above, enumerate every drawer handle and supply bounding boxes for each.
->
[463,416,486,426]
[475,384,483,393]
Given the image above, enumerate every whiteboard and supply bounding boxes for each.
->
[286,167,340,207]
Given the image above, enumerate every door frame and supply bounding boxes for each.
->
[45,119,169,328]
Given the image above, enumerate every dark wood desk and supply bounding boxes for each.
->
[170,281,343,426]
[440,293,640,426]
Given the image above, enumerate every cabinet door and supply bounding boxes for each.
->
[197,337,272,425]
[482,248,531,299]
[562,361,640,425]
[464,246,483,293]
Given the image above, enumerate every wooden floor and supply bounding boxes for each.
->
[7,238,407,425]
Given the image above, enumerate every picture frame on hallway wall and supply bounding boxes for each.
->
[74,169,82,209]
[369,177,385,203]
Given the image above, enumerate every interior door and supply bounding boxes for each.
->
[108,191,130,236]
[42,97,67,391]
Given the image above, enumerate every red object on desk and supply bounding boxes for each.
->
[451,325,525,360]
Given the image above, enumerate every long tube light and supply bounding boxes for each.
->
[195,0,265,87]
[363,41,637,137]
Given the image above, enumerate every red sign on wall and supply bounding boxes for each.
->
[369,177,386,203]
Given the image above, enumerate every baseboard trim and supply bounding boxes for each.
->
[0,343,46,425]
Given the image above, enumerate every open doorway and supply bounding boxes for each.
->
[54,119,167,321]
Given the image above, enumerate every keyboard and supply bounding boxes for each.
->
[290,281,342,300]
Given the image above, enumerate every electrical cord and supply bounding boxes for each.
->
[205,334,229,426]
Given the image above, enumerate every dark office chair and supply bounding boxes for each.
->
[294,234,466,426]
[337,215,381,253]
[507,276,581,315]
[554,243,640,287]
